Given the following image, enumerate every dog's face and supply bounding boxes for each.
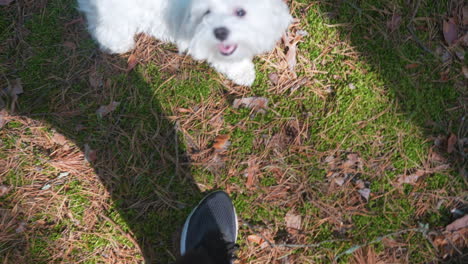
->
[184,0,292,63]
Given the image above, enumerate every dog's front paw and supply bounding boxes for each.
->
[231,66,256,86]
[216,60,255,86]
[98,36,135,54]
[92,26,135,54]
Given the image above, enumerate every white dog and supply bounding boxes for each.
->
[77,0,292,86]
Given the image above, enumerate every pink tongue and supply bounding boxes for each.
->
[218,44,235,54]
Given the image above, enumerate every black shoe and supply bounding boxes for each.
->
[179,191,238,264]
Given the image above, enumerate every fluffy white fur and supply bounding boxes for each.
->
[77,0,292,86]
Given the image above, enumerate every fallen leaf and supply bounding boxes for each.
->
[342,153,360,173]
[0,109,9,128]
[245,158,260,189]
[6,79,23,112]
[358,188,371,201]
[268,72,279,85]
[35,219,47,226]
[285,211,302,230]
[84,144,97,163]
[387,13,402,32]
[334,176,345,186]
[247,234,264,245]
[462,66,468,79]
[397,165,449,185]
[282,33,299,71]
[429,149,447,164]
[447,133,457,153]
[0,0,14,6]
[52,133,67,145]
[405,63,419,69]
[397,169,426,185]
[446,215,468,232]
[176,108,193,113]
[213,134,230,152]
[233,97,268,114]
[443,18,458,46]
[433,227,468,258]
[96,101,120,118]
[0,185,10,197]
[63,41,76,49]
[127,54,138,72]
[348,83,356,90]
[285,41,297,71]
[354,180,366,189]
[89,67,102,89]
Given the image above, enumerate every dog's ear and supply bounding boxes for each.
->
[179,1,208,37]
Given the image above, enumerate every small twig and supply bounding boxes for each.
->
[334,224,430,262]
[166,121,180,189]
[407,25,434,56]
[275,239,349,248]
[406,0,434,56]
[409,0,421,22]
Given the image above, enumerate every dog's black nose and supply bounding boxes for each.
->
[214,27,229,41]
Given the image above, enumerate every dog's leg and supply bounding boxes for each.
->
[175,41,190,55]
[92,24,136,54]
[212,59,256,86]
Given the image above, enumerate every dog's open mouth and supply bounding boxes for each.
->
[217,43,237,56]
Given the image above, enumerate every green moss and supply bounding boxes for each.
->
[1,0,465,263]
[63,180,91,221]
[29,237,51,262]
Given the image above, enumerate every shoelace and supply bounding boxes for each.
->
[225,242,240,260]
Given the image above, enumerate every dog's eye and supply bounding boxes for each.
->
[235,8,246,17]
[203,10,211,16]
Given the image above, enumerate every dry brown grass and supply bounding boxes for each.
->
[1,0,467,263]
[0,114,141,263]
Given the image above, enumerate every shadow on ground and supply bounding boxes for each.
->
[1,1,203,263]
[317,0,466,174]
[1,0,467,263]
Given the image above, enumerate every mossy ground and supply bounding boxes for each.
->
[1,0,466,263]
